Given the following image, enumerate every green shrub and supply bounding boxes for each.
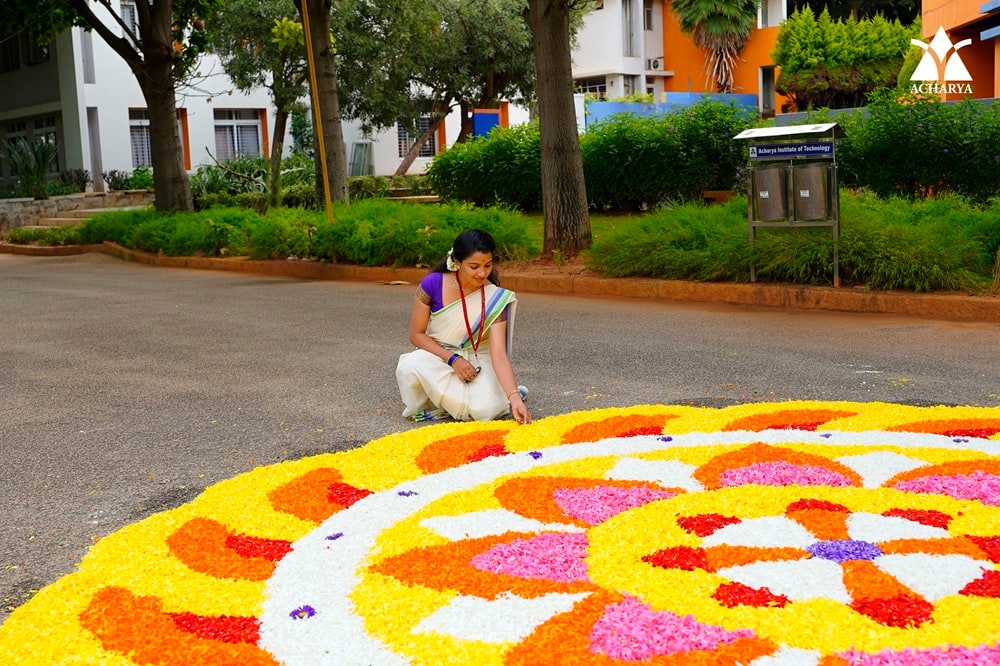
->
[4,138,59,199]
[102,170,132,191]
[836,92,1000,202]
[582,100,754,210]
[427,100,752,211]
[426,123,541,210]
[195,192,238,210]
[77,206,259,257]
[585,190,999,291]
[128,165,155,190]
[311,199,535,267]
[76,208,151,245]
[59,169,92,192]
[249,209,312,259]
[5,225,81,245]
[235,191,269,215]
[280,182,319,209]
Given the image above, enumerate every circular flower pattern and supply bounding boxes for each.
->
[3,401,1000,665]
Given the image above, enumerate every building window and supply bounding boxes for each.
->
[24,36,49,66]
[129,109,188,168]
[396,117,437,158]
[644,0,654,30]
[575,76,607,98]
[2,120,27,178]
[0,33,20,73]
[33,116,59,172]
[120,0,139,39]
[214,109,262,160]
[129,109,152,167]
[623,0,635,57]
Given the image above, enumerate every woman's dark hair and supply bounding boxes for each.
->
[432,228,501,285]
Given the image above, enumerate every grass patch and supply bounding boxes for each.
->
[8,191,999,294]
[5,226,82,246]
[584,191,1000,292]
[72,200,538,267]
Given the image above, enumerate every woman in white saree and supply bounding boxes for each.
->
[397,229,532,424]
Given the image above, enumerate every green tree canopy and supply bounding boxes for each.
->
[208,0,310,206]
[670,0,759,93]
[772,7,916,110]
[332,0,540,173]
[0,0,221,211]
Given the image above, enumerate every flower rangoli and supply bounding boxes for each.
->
[3,401,1000,665]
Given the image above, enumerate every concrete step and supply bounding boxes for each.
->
[37,217,84,227]
[36,205,149,227]
[385,194,441,204]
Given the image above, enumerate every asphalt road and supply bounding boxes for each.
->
[2,252,999,624]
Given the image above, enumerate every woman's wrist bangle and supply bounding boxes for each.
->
[505,388,520,401]
[447,353,460,367]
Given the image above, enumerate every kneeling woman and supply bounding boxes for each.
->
[397,229,531,424]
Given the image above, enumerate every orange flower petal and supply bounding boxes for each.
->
[415,429,511,473]
[889,419,1000,437]
[694,443,862,490]
[369,534,596,600]
[561,414,677,444]
[495,477,680,527]
[166,518,289,581]
[79,587,277,665]
[722,409,857,432]
[267,467,361,523]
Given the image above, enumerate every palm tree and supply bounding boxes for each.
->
[670,0,760,93]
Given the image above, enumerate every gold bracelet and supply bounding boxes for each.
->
[505,388,520,401]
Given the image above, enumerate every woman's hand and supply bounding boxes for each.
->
[453,356,479,383]
[509,396,532,425]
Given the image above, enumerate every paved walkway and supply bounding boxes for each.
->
[2,251,999,623]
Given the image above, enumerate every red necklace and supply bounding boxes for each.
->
[456,272,486,359]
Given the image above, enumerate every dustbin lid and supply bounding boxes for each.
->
[733,123,843,141]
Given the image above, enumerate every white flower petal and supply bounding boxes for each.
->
[835,451,930,488]
[605,457,703,491]
[702,516,816,548]
[413,592,590,643]
[718,559,850,603]
[847,513,951,542]
[876,553,991,601]
[750,646,822,666]
[420,509,584,540]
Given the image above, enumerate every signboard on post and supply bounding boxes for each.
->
[733,123,843,287]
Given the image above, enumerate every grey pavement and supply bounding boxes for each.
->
[2,252,1000,624]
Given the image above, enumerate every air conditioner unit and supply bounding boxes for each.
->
[646,57,664,71]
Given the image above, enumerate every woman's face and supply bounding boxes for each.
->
[458,251,493,290]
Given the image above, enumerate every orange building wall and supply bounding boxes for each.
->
[659,2,790,112]
[922,0,985,36]
[921,0,998,100]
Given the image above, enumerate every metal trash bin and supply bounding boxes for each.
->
[793,163,829,220]
[753,165,787,221]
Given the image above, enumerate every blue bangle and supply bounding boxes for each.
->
[447,353,460,366]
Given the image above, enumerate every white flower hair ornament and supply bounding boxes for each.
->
[446,249,459,272]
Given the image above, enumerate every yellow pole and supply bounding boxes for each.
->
[299,0,334,223]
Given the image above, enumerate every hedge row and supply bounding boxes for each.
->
[427,100,756,211]
[427,95,1000,211]
[74,199,537,266]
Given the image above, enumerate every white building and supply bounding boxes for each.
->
[0,6,521,188]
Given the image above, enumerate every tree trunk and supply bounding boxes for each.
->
[524,0,591,257]
[72,0,194,212]
[296,0,349,204]
[394,114,444,176]
[456,101,473,144]
[142,76,193,212]
[269,108,289,209]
